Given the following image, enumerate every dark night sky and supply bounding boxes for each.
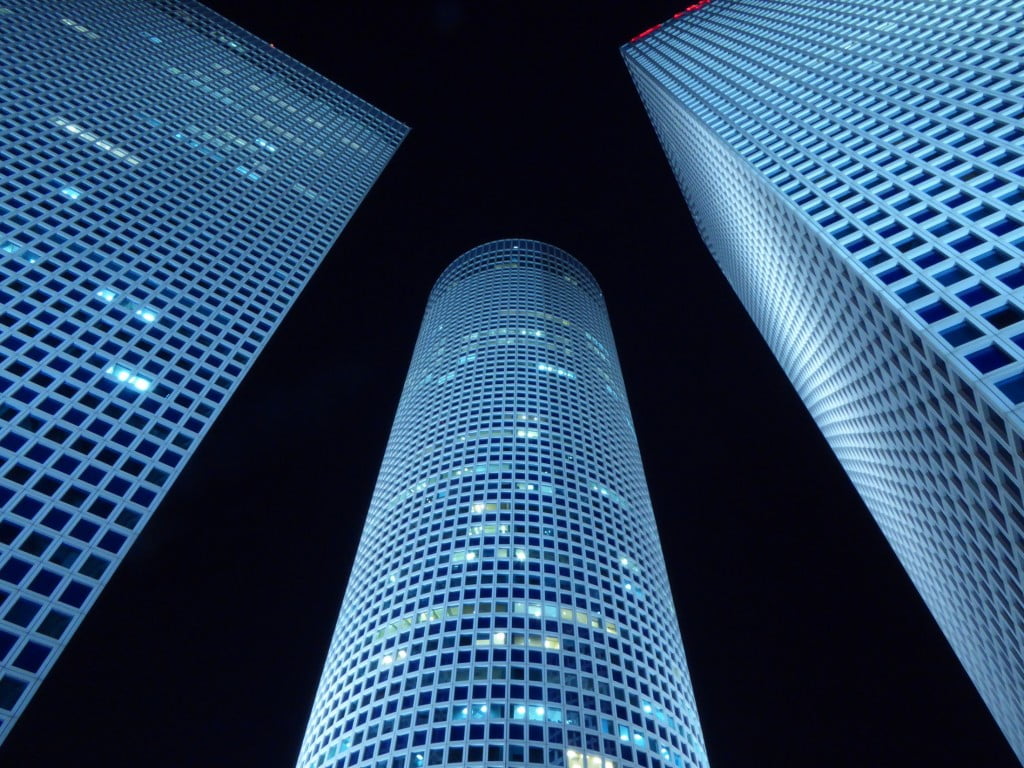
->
[4,2,1019,766]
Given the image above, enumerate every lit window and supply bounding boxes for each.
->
[565,750,616,768]
[135,306,158,323]
[105,364,153,392]
[537,362,576,379]
[108,364,131,383]
[96,289,117,302]
[60,186,83,200]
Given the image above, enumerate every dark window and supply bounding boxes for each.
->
[967,345,1013,373]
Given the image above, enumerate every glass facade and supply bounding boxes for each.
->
[296,240,708,768]
[623,0,1024,761]
[0,0,406,744]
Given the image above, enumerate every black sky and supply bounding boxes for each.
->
[4,2,1019,766]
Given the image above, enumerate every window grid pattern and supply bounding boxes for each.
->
[0,0,407,743]
[623,0,1024,761]
[296,241,708,768]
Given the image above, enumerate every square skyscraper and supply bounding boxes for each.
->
[624,0,1024,762]
[0,0,406,743]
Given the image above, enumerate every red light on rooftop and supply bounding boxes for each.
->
[632,0,713,42]
[630,23,663,43]
[678,0,714,16]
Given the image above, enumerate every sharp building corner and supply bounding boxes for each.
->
[623,0,1024,761]
[0,0,406,743]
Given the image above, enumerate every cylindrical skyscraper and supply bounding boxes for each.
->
[296,240,708,768]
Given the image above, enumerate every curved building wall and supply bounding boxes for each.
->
[296,240,709,768]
